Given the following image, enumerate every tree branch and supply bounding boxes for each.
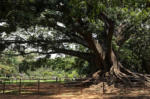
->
[51,47,93,61]
[2,48,93,61]
[0,38,89,48]
[99,12,115,67]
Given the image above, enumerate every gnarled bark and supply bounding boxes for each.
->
[78,12,150,87]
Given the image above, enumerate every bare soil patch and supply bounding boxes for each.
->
[0,82,150,99]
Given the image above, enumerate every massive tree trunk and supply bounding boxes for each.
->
[79,13,150,87]
[81,38,150,86]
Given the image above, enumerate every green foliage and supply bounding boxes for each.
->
[114,30,150,73]
[23,56,85,78]
[0,51,23,77]
[0,64,13,76]
[0,0,150,75]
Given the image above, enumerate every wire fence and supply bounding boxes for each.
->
[0,77,148,95]
[0,77,102,95]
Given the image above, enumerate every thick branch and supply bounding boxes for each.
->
[2,47,93,61]
[99,12,115,68]
[79,32,106,69]
[0,38,89,48]
[66,33,89,48]
[51,47,93,61]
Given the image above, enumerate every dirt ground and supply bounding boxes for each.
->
[0,83,150,99]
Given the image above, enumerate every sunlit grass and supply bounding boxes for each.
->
[1,79,61,85]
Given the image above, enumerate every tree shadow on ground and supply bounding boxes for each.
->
[107,95,150,99]
[0,82,83,95]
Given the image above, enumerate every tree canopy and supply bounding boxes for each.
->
[0,0,150,85]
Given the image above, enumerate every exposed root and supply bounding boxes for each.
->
[79,64,150,88]
[108,63,150,87]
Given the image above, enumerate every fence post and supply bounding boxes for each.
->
[37,79,40,94]
[144,75,146,90]
[80,87,83,94]
[19,79,21,94]
[3,80,5,94]
[103,81,105,94]
[102,74,105,94]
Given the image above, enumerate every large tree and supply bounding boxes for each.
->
[0,0,150,85]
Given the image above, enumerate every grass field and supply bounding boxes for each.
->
[0,79,65,94]
[3,79,57,84]
[0,78,65,85]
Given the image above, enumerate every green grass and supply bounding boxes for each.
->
[0,90,18,94]
[0,79,65,95]
[0,89,36,94]
[1,79,64,85]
